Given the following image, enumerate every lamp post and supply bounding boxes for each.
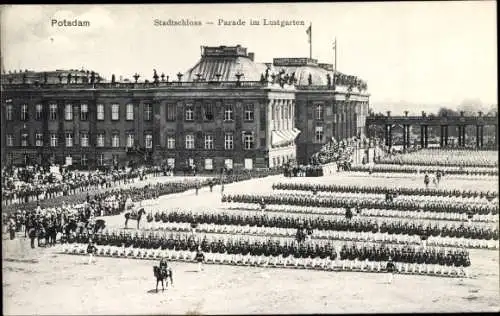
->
[220,166,226,195]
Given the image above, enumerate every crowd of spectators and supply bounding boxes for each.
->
[1,165,163,206]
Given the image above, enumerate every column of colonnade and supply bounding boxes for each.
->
[374,110,498,150]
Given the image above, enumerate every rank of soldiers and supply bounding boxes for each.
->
[239,204,497,223]
[138,220,498,249]
[376,149,498,168]
[272,183,498,199]
[60,230,471,276]
[222,193,499,215]
[350,164,498,176]
[144,210,499,241]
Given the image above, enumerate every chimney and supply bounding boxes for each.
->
[248,52,254,61]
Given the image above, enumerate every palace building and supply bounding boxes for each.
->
[1,45,369,171]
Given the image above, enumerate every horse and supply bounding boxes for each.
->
[93,219,106,234]
[36,225,47,247]
[61,218,81,242]
[153,266,173,293]
[124,208,146,229]
[154,212,162,222]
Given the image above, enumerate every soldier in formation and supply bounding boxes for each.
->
[87,238,98,264]
[386,256,396,284]
[195,246,205,272]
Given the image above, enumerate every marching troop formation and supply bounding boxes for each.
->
[350,164,498,176]
[246,204,497,223]
[141,210,499,241]
[376,149,498,168]
[222,193,499,215]
[59,229,472,276]
[272,183,499,199]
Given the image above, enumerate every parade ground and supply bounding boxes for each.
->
[3,173,500,315]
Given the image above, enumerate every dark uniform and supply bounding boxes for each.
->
[8,218,16,240]
[386,258,396,283]
[87,241,97,264]
[195,249,205,271]
[159,257,169,271]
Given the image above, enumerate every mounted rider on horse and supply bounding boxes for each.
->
[154,257,174,292]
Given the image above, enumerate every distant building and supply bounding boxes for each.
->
[1,45,369,170]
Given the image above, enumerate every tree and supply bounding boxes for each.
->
[486,104,498,116]
[437,107,459,117]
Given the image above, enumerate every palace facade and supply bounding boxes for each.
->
[1,45,369,171]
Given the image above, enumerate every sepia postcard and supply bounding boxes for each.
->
[1,2,498,315]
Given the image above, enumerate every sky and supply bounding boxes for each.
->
[1,2,497,113]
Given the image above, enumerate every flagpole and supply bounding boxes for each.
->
[334,37,337,74]
[309,23,312,59]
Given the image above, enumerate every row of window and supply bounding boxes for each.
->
[5,103,256,122]
[314,103,368,121]
[5,132,255,150]
[4,103,148,122]
[6,132,152,149]
[174,103,255,122]
[10,154,253,170]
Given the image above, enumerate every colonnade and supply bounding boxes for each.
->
[383,123,494,149]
